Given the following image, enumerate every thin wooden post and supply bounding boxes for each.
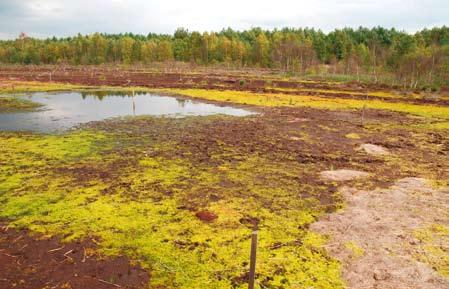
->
[360,104,366,127]
[248,228,258,289]
[361,90,368,127]
[132,90,136,116]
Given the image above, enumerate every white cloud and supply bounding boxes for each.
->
[0,0,447,39]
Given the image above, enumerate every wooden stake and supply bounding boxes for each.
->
[132,90,136,116]
[361,104,366,127]
[248,229,258,289]
[361,90,368,127]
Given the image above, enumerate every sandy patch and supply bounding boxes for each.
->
[320,169,370,181]
[358,143,390,156]
[312,178,449,289]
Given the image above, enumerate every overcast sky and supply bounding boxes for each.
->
[0,0,448,40]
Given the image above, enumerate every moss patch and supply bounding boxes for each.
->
[0,80,153,95]
[0,96,43,112]
[0,81,90,94]
[414,224,449,278]
[156,88,449,120]
[345,241,365,259]
[1,82,447,288]
[345,133,361,139]
[0,117,345,289]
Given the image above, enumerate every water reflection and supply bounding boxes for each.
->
[177,98,186,108]
[0,91,253,132]
[80,90,150,100]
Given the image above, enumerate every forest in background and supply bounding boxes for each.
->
[1,27,448,89]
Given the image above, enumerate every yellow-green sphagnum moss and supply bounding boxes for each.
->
[414,224,449,278]
[156,88,449,120]
[0,124,345,289]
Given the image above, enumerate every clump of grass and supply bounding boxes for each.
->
[0,97,43,112]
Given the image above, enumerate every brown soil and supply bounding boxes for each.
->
[1,66,447,105]
[1,66,448,288]
[0,224,150,289]
[195,211,218,222]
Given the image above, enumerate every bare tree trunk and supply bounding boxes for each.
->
[410,61,415,89]
[428,53,435,85]
[372,45,378,83]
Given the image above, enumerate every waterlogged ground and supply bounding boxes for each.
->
[0,80,448,289]
[0,91,252,132]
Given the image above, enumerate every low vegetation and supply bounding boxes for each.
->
[0,78,448,288]
[414,224,449,278]
[155,88,449,120]
[0,81,91,94]
[0,96,42,112]
[0,118,345,288]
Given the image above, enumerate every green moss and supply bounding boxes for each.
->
[266,87,415,99]
[0,80,153,95]
[138,157,190,186]
[156,88,449,120]
[345,241,365,258]
[1,80,447,288]
[410,121,449,130]
[0,96,43,112]
[0,123,344,289]
[0,81,91,94]
[4,81,448,120]
[413,224,449,278]
[345,133,361,139]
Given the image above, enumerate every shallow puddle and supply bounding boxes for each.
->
[0,91,253,132]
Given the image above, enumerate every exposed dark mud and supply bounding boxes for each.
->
[1,67,448,288]
[0,223,150,289]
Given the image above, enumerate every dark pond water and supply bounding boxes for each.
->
[0,91,253,132]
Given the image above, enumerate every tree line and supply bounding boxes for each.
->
[1,27,448,89]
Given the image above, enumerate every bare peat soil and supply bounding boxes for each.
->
[1,66,447,105]
[0,68,448,288]
[0,223,149,289]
